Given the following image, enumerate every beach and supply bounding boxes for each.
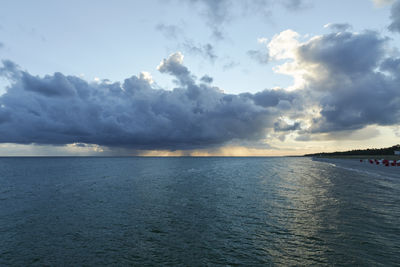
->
[312,157,400,179]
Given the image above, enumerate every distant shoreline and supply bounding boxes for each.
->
[311,157,400,178]
[303,145,400,160]
[306,155,400,160]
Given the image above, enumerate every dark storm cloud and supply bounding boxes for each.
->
[0,54,294,150]
[200,75,213,83]
[0,60,20,80]
[250,89,296,108]
[299,31,386,75]
[381,57,400,73]
[389,0,400,33]
[274,119,301,132]
[296,30,400,133]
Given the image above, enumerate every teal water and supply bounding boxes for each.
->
[0,157,399,266]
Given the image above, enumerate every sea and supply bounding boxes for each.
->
[0,157,399,266]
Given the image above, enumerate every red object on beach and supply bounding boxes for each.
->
[391,161,396,166]
[360,159,363,162]
[369,159,373,164]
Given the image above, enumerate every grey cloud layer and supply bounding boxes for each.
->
[297,30,400,133]
[389,0,400,33]
[1,25,400,149]
[0,54,293,149]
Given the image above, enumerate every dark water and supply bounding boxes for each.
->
[0,157,399,266]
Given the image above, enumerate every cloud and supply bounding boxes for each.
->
[389,0,400,33]
[0,54,294,150]
[268,28,400,134]
[178,0,309,39]
[381,57,400,73]
[295,126,381,142]
[249,89,296,108]
[157,52,193,85]
[266,29,307,90]
[274,119,301,132]
[155,23,183,39]
[155,22,218,63]
[200,75,213,83]
[268,29,301,60]
[324,23,352,32]
[0,60,20,80]
[247,49,270,64]
[299,31,386,76]
[222,59,240,70]
[184,0,231,40]
[373,0,395,7]
[3,26,399,151]
[248,37,270,64]
[182,42,217,62]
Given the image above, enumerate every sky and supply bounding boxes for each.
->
[0,0,399,156]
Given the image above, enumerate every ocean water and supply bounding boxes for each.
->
[0,157,399,266]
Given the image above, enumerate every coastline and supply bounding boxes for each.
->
[307,155,400,160]
[312,157,400,178]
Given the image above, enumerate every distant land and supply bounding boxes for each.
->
[304,145,400,158]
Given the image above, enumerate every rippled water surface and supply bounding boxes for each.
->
[0,157,399,266]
